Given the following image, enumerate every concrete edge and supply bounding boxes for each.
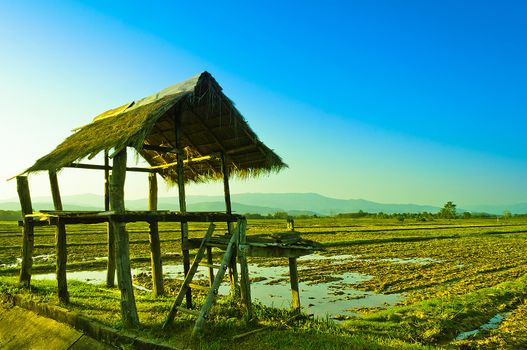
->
[4,294,182,350]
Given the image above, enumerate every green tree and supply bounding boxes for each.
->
[503,210,512,220]
[439,201,457,219]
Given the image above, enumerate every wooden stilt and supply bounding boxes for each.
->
[16,176,34,287]
[222,152,239,295]
[105,150,115,288]
[288,257,300,313]
[148,173,164,296]
[238,219,252,318]
[175,111,192,308]
[49,171,69,303]
[110,148,139,328]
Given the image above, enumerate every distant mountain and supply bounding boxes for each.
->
[1,192,525,215]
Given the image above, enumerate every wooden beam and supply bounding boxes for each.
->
[105,151,115,288]
[110,148,139,328]
[148,173,164,296]
[16,176,34,287]
[142,144,176,153]
[148,155,216,170]
[49,171,69,303]
[66,163,155,173]
[175,110,192,308]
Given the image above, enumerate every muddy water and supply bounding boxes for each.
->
[33,254,404,320]
[454,312,510,341]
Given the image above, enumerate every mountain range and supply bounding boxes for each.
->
[1,192,526,215]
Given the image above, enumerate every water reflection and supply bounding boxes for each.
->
[33,259,402,320]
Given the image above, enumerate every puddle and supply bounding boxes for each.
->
[2,255,57,268]
[454,312,510,341]
[298,254,441,266]
[33,261,402,320]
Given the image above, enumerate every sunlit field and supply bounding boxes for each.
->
[1,217,526,349]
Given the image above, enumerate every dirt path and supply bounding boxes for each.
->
[0,303,114,350]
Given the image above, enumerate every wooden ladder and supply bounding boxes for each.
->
[163,222,239,336]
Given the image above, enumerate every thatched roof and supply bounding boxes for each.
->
[22,72,287,183]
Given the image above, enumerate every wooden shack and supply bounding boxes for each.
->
[12,72,317,335]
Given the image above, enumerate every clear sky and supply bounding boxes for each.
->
[0,0,526,207]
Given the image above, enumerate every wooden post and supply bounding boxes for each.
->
[238,219,252,318]
[222,152,239,295]
[16,176,34,287]
[105,150,116,287]
[49,171,69,303]
[110,148,139,328]
[175,112,192,308]
[289,257,301,313]
[148,173,164,296]
[206,246,214,287]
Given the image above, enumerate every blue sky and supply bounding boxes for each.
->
[0,1,526,206]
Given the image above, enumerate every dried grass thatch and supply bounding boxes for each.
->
[21,72,287,183]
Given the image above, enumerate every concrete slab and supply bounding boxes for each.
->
[0,303,114,350]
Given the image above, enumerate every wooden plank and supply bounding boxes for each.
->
[16,176,34,287]
[237,219,252,318]
[49,171,69,303]
[105,150,115,288]
[24,211,242,225]
[148,173,164,296]
[110,148,139,328]
[175,110,192,308]
[289,257,300,313]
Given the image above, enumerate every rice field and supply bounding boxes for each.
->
[1,217,527,349]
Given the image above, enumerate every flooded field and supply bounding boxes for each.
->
[33,256,403,320]
[2,217,527,348]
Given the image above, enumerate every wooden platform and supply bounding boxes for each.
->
[20,210,243,226]
[188,232,320,258]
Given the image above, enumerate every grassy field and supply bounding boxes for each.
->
[1,217,527,349]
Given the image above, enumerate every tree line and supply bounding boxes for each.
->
[1,202,524,221]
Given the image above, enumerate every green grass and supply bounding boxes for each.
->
[1,217,527,349]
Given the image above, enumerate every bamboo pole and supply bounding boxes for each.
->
[222,152,239,295]
[16,176,34,287]
[110,148,139,327]
[49,171,69,303]
[148,173,164,296]
[105,150,116,287]
[175,111,192,308]
[288,257,300,313]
